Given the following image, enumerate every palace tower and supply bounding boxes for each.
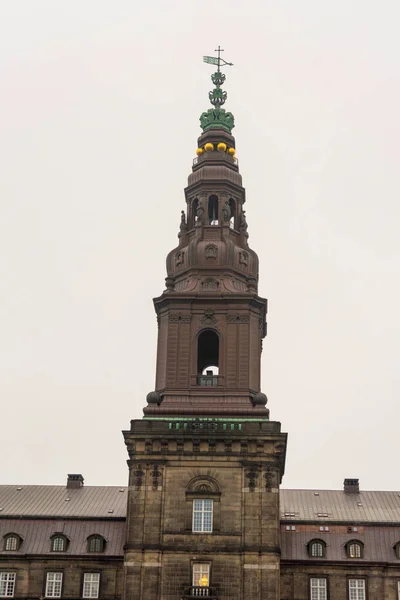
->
[122,52,288,600]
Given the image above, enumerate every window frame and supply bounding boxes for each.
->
[346,540,364,559]
[87,535,105,553]
[192,562,211,588]
[3,535,21,552]
[82,572,100,599]
[192,498,213,533]
[309,576,328,600]
[348,577,366,600]
[50,535,68,553]
[308,539,326,558]
[45,572,63,598]
[0,572,16,598]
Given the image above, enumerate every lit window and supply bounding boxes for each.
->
[349,578,365,600]
[192,563,210,590]
[83,573,100,599]
[51,536,67,552]
[45,573,63,598]
[310,578,327,600]
[4,536,19,552]
[88,536,104,553]
[309,541,325,558]
[348,542,362,558]
[193,499,213,533]
[0,573,16,598]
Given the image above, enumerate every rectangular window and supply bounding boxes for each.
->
[45,573,63,598]
[83,573,100,599]
[193,499,213,533]
[192,563,210,587]
[349,579,365,600]
[310,578,327,600]
[0,573,16,598]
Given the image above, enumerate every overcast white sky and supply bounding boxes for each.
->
[1,1,399,491]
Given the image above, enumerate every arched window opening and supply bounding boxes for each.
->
[192,198,199,227]
[308,540,325,558]
[229,198,236,229]
[208,195,218,225]
[51,535,67,552]
[88,535,105,553]
[347,541,363,558]
[197,330,219,386]
[4,534,20,551]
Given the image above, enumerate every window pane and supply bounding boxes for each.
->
[89,537,103,552]
[52,537,65,552]
[0,573,16,598]
[193,500,213,533]
[349,579,365,600]
[45,573,63,598]
[5,537,18,551]
[310,578,326,600]
[311,542,323,557]
[83,573,100,599]
[192,564,209,587]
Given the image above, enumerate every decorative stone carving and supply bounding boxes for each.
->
[226,314,250,323]
[205,244,217,259]
[264,467,276,490]
[175,250,184,266]
[246,465,260,491]
[239,210,248,231]
[195,483,212,492]
[196,201,205,224]
[169,313,191,323]
[201,278,219,290]
[179,210,187,231]
[151,465,161,487]
[222,200,231,222]
[201,309,217,326]
[145,439,153,453]
[239,250,248,267]
[134,465,145,487]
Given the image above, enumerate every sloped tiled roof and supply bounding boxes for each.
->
[281,526,400,563]
[1,485,400,525]
[280,489,400,524]
[0,518,125,556]
[0,486,127,518]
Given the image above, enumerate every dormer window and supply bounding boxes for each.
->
[3,534,21,552]
[393,542,400,559]
[346,540,363,558]
[308,539,326,558]
[87,535,105,553]
[51,535,67,552]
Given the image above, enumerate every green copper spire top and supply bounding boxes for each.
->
[200,46,235,134]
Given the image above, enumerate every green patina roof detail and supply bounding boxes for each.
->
[200,47,235,133]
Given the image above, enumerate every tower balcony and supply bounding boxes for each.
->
[197,374,218,387]
[182,586,217,599]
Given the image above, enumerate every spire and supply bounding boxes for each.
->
[200,46,235,133]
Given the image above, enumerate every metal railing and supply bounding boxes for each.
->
[183,586,216,598]
[197,375,218,387]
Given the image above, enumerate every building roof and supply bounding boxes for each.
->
[280,489,400,524]
[281,526,400,563]
[0,485,127,519]
[0,518,125,556]
[1,485,399,525]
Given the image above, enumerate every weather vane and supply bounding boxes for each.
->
[203,46,233,73]
[199,46,235,133]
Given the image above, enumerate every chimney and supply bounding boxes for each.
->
[344,478,359,494]
[67,474,84,489]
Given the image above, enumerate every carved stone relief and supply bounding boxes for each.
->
[201,278,219,290]
[169,312,191,323]
[201,309,217,326]
[239,250,249,267]
[226,314,250,323]
[205,244,218,259]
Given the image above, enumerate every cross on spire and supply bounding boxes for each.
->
[203,46,233,72]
